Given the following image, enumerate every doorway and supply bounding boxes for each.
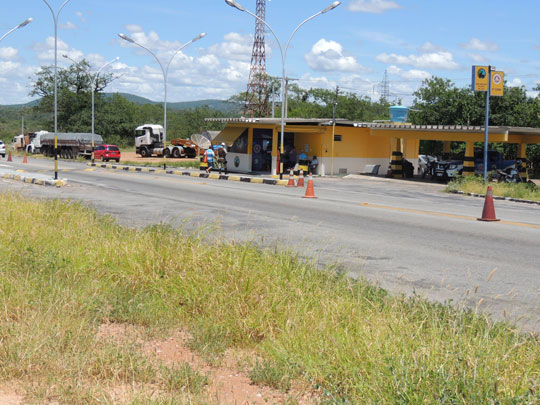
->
[252,128,273,172]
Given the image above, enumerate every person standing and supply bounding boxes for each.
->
[288,146,297,171]
[204,145,215,173]
[217,142,227,174]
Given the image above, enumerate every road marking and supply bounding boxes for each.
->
[360,203,540,229]
[16,169,25,172]
[84,168,95,172]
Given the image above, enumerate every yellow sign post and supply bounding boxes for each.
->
[472,65,490,92]
[472,65,505,183]
[490,71,504,97]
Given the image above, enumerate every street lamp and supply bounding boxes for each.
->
[62,54,119,162]
[118,31,206,167]
[42,0,73,180]
[0,17,33,43]
[225,0,341,178]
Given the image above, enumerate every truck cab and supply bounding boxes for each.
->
[135,124,164,157]
[26,130,48,154]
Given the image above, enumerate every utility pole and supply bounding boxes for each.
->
[331,85,339,176]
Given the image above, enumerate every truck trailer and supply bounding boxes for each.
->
[40,132,104,159]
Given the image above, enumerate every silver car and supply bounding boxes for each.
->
[0,141,5,158]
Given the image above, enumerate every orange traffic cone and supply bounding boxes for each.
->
[287,168,295,187]
[477,186,500,222]
[303,173,317,199]
[297,170,305,188]
[7,151,12,162]
[23,152,27,164]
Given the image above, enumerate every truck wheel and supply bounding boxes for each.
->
[173,148,180,158]
[140,148,149,158]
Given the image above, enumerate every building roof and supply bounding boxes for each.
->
[205,117,540,137]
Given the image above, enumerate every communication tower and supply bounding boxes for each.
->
[378,69,390,100]
[244,0,269,117]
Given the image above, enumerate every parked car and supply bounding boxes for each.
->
[0,140,5,158]
[94,144,121,162]
[434,159,463,180]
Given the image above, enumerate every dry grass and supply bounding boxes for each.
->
[0,192,539,403]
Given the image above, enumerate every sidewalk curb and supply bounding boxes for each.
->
[447,189,540,206]
[88,163,289,186]
[2,172,67,187]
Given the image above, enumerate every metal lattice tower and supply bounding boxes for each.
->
[378,69,390,100]
[244,0,269,117]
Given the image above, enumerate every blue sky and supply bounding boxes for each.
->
[1,0,539,106]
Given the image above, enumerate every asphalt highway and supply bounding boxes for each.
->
[2,156,539,332]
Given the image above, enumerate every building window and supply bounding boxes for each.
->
[334,134,342,141]
[229,129,249,153]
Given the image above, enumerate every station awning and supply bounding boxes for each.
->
[213,126,246,146]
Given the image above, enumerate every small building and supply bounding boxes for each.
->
[205,117,540,177]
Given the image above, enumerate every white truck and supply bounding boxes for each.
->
[135,124,181,158]
[26,130,48,154]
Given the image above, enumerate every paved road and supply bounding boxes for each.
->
[2,156,539,332]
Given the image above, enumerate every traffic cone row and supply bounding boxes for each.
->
[287,168,295,187]
[297,170,305,188]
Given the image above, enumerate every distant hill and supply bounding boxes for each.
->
[103,93,241,113]
[1,93,241,114]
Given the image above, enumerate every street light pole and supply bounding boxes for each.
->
[62,55,118,162]
[0,17,33,43]
[118,32,206,168]
[42,0,73,180]
[225,0,341,179]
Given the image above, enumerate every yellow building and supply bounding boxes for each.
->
[205,117,540,178]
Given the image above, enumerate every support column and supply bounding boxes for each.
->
[391,138,403,179]
[518,143,528,180]
[463,142,475,176]
[443,141,451,157]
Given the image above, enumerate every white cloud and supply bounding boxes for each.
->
[0,47,19,60]
[468,53,487,63]
[418,42,444,53]
[76,11,86,23]
[204,32,253,62]
[305,39,369,73]
[533,45,540,51]
[349,0,402,13]
[387,65,431,80]
[32,36,84,62]
[60,21,77,30]
[376,51,460,70]
[111,31,256,102]
[461,38,499,52]
[508,78,522,87]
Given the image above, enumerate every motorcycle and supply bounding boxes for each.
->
[495,160,536,187]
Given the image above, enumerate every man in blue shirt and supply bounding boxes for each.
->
[204,146,215,173]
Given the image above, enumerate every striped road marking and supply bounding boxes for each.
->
[360,203,540,229]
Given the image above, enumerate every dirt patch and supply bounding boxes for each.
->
[98,323,319,404]
[0,385,24,405]
[120,151,199,164]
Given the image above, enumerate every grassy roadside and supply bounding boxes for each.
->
[447,175,540,202]
[121,159,200,169]
[0,193,539,403]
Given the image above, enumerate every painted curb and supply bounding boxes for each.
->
[447,189,540,206]
[2,172,67,187]
[88,163,288,186]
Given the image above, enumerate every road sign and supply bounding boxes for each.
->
[491,71,504,97]
[472,65,490,92]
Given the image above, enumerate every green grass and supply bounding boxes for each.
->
[0,193,539,403]
[447,175,540,201]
